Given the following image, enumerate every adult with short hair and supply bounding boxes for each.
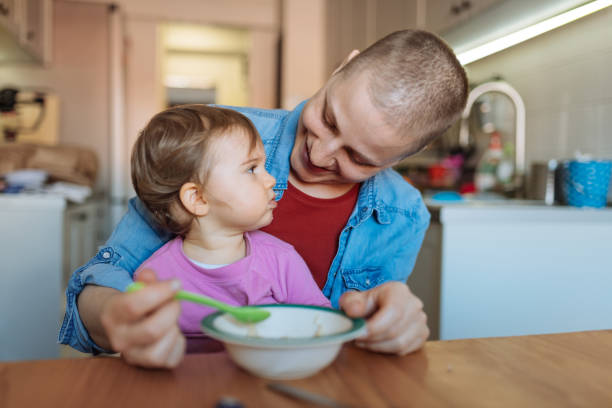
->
[59,30,468,368]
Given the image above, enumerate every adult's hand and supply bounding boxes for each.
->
[339,281,429,355]
[94,269,185,368]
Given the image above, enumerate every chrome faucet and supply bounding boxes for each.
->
[458,81,526,193]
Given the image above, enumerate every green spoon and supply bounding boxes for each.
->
[126,282,270,323]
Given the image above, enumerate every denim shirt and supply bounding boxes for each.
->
[58,101,430,353]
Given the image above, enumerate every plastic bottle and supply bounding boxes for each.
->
[497,142,515,187]
[475,132,503,192]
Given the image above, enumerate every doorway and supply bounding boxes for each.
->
[161,23,250,107]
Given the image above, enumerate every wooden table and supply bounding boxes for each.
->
[2,331,611,407]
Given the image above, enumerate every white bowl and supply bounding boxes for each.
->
[4,169,48,188]
[200,304,366,380]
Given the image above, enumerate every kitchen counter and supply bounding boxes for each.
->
[408,198,612,340]
[2,330,611,407]
[0,192,106,361]
[425,198,612,222]
[0,192,66,208]
[0,194,66,361]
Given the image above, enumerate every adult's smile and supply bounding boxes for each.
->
[303,139,332,175]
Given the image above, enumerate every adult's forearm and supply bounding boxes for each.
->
[77,285,121,351]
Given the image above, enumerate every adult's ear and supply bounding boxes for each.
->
[179,182,208,217]
[331,49,360,76]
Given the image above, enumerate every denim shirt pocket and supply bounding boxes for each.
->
[341,267,387,291]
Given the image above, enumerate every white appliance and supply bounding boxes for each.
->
[0,194,65,361]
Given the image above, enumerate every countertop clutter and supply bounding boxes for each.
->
[1,331,611,408]
[0,143,98,202]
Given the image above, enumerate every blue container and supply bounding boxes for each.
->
[562,160,612,208]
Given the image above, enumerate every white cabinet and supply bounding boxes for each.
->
[319,0,505,77]
[63,199,107,288]
[0,0,52,64]
[424,0,501,34]
[322,0,503,76]
[0,194,106,361]
[325,0,369,76]
[0,0,20,35]
[20,0,52,63]
[373,0,418,39]
[409,203,612,340]
[406,220,442,339]
[324,0,419,76]
[0,194,65,361]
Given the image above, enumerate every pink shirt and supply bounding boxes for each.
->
[135,230,330,352]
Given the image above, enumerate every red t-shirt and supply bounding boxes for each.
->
[260,182,360,289]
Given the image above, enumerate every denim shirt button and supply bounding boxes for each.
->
[102,251,111,259]
[365,279,371,285]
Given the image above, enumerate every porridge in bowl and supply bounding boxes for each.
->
[201,304,366,379]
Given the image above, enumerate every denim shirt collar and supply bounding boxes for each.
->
[269,100,305,196]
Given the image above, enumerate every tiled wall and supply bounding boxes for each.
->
[463,6,612,197]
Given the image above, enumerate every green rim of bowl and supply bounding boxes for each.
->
[200,304,366,348]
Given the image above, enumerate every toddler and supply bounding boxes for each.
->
[131,104,330,352]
